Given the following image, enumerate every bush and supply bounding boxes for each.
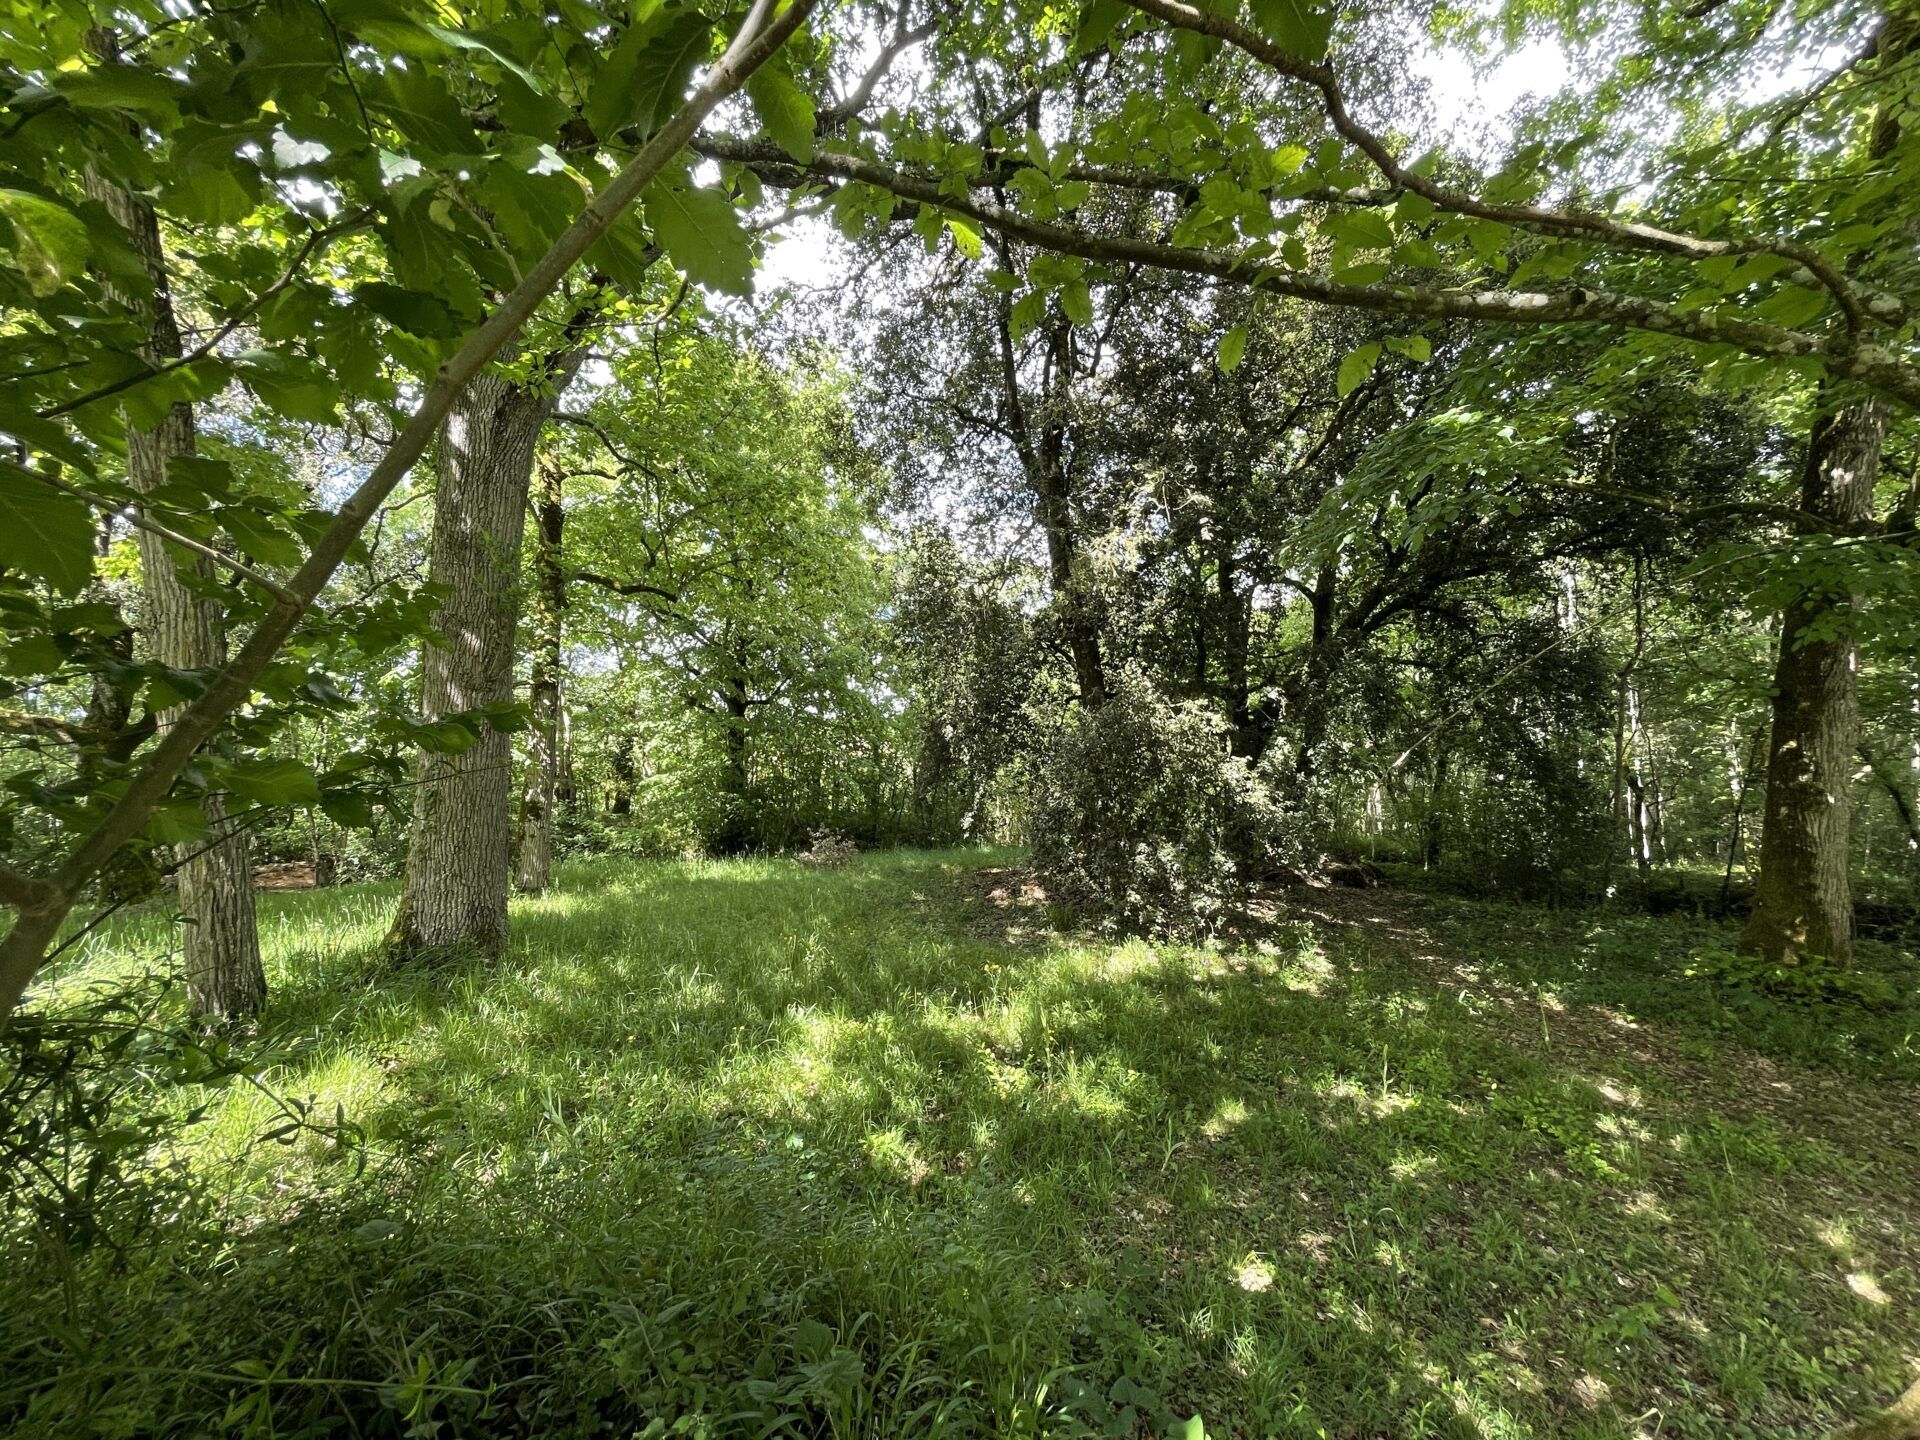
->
[1025,666,1281,936]
[796,829,858,868]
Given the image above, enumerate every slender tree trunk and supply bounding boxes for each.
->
[387,373,559,956]
[1424,749,1449,869]
[1291,562,1340,785]
[515,461,566,892]
[1744,397,1886,965]
[995,300,1106,708]
[609,736,636,817]
[83,79,263,1018]
[1718,722,1768,917]
[1217,545,1259,758]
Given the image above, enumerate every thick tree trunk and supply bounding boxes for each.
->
[387,373,557,957]
[1744,398,1886,965]
[85,121,263,1020]
[514,462,566,893]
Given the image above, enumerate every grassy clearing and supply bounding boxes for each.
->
[6,850,1919,1438]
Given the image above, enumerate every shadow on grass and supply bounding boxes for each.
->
[11,853,1919,1440]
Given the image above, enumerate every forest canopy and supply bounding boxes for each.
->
[2,0,1919,1433]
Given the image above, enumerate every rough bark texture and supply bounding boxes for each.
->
[514,462,566,893]
[85,132,264,1020]
[387,373,559,956]
[1743,398,1886,965]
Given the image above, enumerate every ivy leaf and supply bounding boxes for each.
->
[1248,0,1334,59]
[1336,340,1381,397]
[644,177,753,296]
[0,189,92,296]
[1218,325,1248,373]
[0,464,94,594]
[747,64,815,163]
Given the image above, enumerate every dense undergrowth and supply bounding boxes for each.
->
[4,851,1917,1438]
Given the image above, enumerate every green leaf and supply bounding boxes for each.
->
[0,190,92,296]
[588,12,711,142]
[1217,325,1248,373]
[1336,341,1380,397]
[946,218,983,260]
[423,24,544,91]
[1074,0,1129,53]
[354,281,465,339]
[644,177,754,296]
[1248,0,1333,59]
[0,464,94,594]
[1060,280,1094,327]
[225,757,323,808]
[1325,209,1394,250]
[1386,333,1431,362]
[147,797,214,845]
[747,64,815,163]
[215,506,305,566]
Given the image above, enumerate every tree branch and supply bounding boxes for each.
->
[698,136,1920,409]
[1116,0,1905,333]
[36,209,373,420]
[3,457,301,603]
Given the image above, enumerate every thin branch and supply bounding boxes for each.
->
[36,210,372,420]
[1116,0,1905,333]
[3,457,300,602]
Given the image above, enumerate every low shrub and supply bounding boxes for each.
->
[1024,666,1282,936]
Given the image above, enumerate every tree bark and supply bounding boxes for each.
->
[84,108,263,1020]
[514,460,566,893]
[387,372,564,956]
[1744,397,1886,965]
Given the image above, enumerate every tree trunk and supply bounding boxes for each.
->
[1216,544,1259,758]
[712,675,754,854]
[609,735,636,817]
[387,373,557,957]
[1744,397,1886,965]
[996,302,1106,708]
[1291,562,1341,785]
[84,98,263,1020]
[514,461,566,893]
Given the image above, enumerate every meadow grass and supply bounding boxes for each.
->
[5,850,1918,1438]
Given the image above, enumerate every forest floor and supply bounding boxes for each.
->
[9,849,1920,1439]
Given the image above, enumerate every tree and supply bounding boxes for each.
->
[0,0,819,1024]
[80,33,263,1017]
[709,0,1917,958]
[385,316,599,956]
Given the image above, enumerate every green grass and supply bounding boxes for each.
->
[6,850,1919,1438]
